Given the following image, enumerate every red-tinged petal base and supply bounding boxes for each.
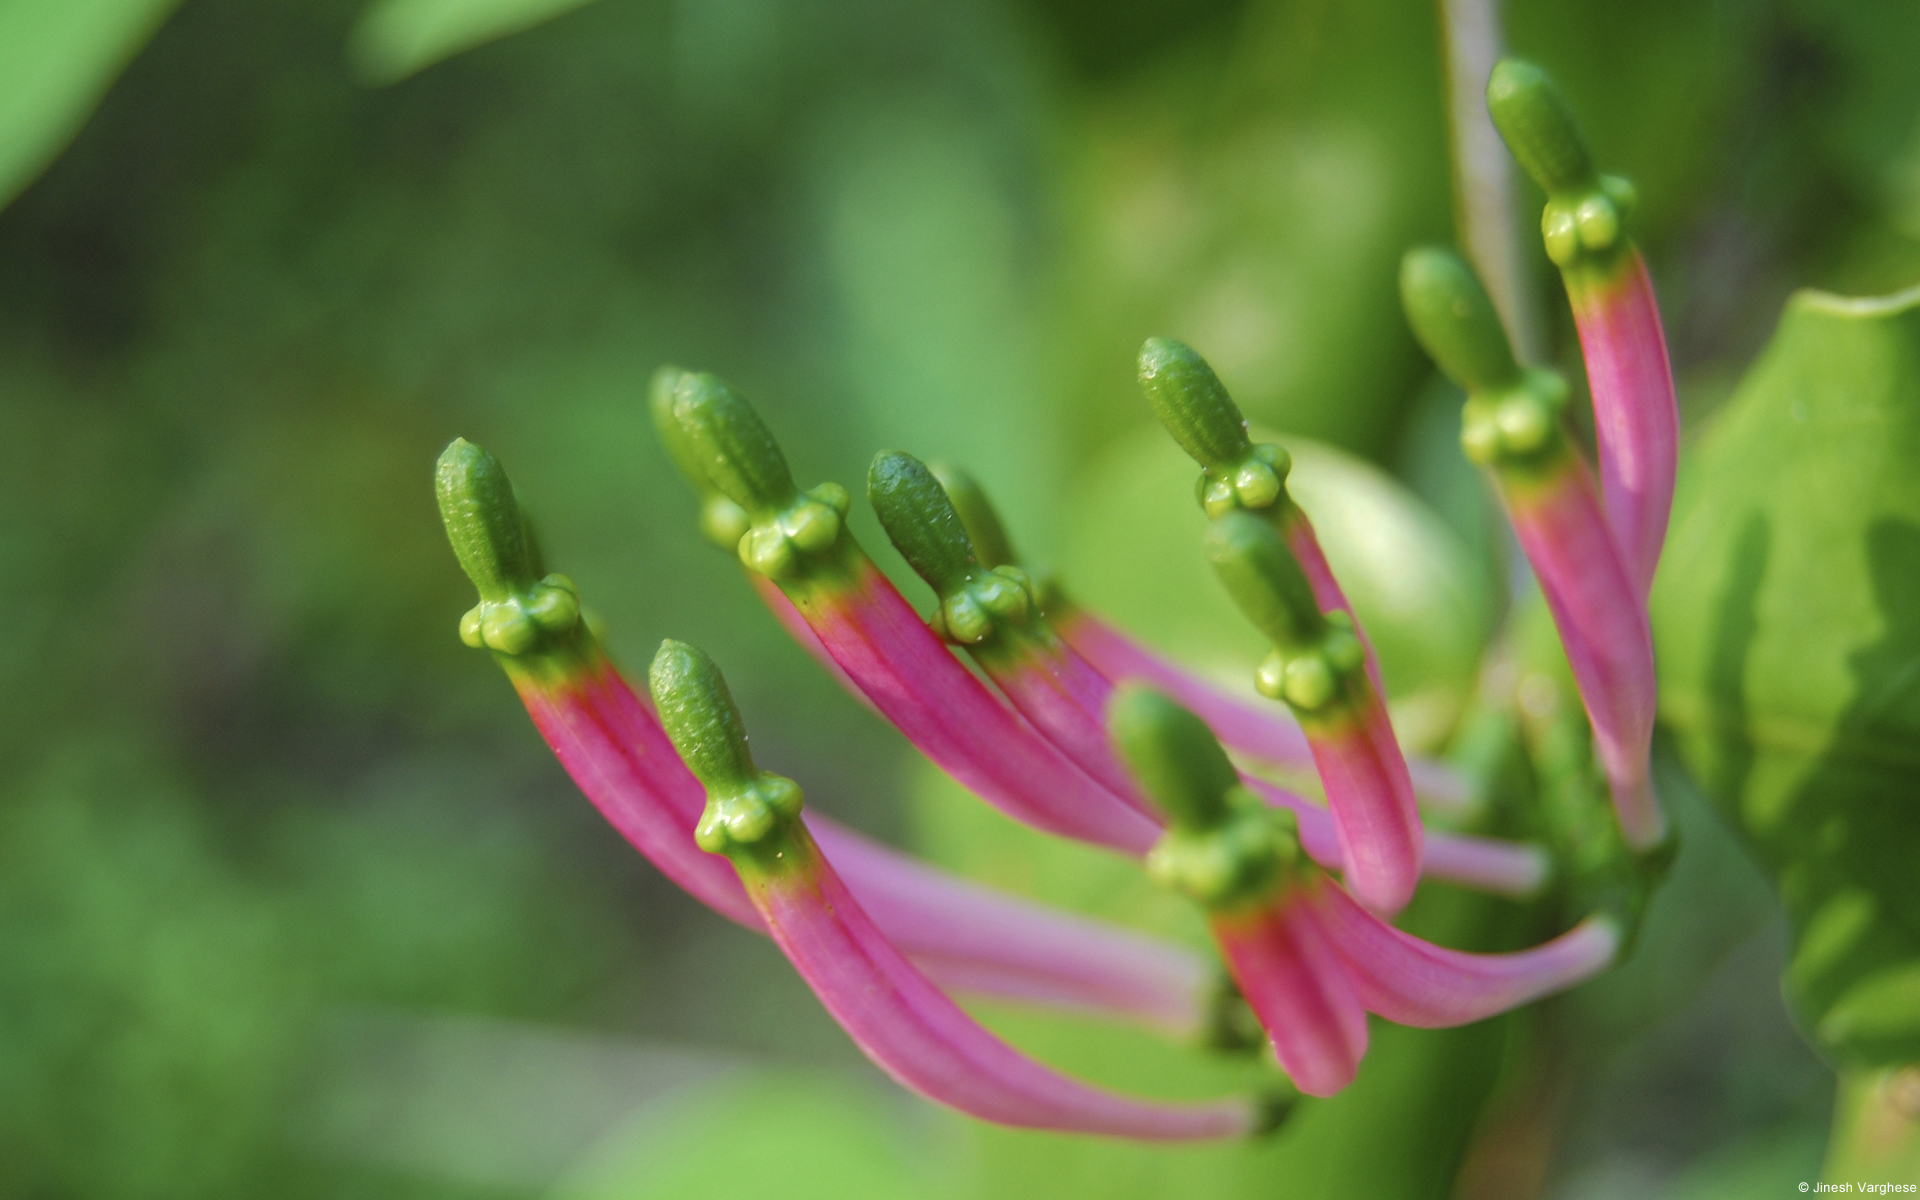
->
[1501,459,1664,849]
[1311,884,1619,1028]
[748,834,1259,1139]
[1304,702,1423,916]
[751,572,875,716]
[1211,892,1369,1097]
[793,558,1160,852]
[1569,251,1678,603]
[516,660,760,926]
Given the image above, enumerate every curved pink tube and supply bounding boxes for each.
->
[1239,777,1546,899]
[514,659,1207,1031]
[1501,460,1663,848]
[1311,884,1619,1028]
[1210,895,1369,1097]
[1299,697,1424,916]
[752,836,1260,1139]
[1570,251,1677,603]
[794,560,1161,853]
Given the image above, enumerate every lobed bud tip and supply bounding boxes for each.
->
[437,439,585,654]
[649,639,803,854]
[1203,512,1326,652]
[1138,338,1253,470]
[869,451,979,595]
[669,372,800,516]
[1399,248,1522,394]
[1486,59,1595,196]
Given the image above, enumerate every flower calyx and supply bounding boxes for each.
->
[436,438,586,656]
[666,370,852,579]
[1400,247,1574,471]
[869,450,1042,648]
[1253,611,1367,715]
[1203,512,1370,720]
[928,459,1067,617]
[1110,686,1303,911]
[649,639,806,863]
[1486,59,1639,271]
[1138,337,1296,520]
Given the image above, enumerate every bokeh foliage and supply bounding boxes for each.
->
[2,0,1917,1195]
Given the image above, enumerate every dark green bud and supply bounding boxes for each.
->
[437,438,537,603]
[870,450,1038,645]
[670,372,800,516]
[649,639,803,854]
[650,365,754,550]
[1204,512,1326,651]
[1399,247,1522,394]
[437,439,585,656]
[1486,59,1595,196]
[1108,686,1242,831]
[869,451,978,595]
[928,460,1018,571]
[1487,60,1637,269]
[1138,338,1253,469]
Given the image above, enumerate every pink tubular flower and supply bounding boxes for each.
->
[1134,339,1425,914]
[1399,246,1666,850]
[1309,882,1621,1028]
[664,370,1160,853]
[1565,251,1677,602]
[1210,891,1370,1097]
[436,437,1210,1035]
[1487,58,1678,602]
[648,638,1275,1139]
[1110,687,1618,1098]
[867,449,1548,905]
[1204,511,1425,915]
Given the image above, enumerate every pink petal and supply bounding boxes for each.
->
[1570,250,1677,602]
[795,559,1161,853]
[1239,777,1546,899]
[1061,611,1474,816]
[1311,883,1619,1027]
[750,572,876,716]
[811,823,1210,1039]
[1502,459,1664,848]
[1210,894,1369,1097]
[516,660,1206,1030]
[1060,612,1313,766]
[519,665,757,925]
[1301,698,1424,916]
[752,834,1260,1139]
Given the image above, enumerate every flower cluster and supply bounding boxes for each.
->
[433,59,1676,1137]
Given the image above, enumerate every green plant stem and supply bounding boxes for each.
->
[1438,0,1540,363]
[1824,1065,1920,1182]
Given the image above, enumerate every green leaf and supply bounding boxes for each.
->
[1654,283,1920,1067]
[0,0,180,211]
[349,0,604,85]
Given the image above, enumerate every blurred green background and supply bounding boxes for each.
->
[2,0,1917,1195]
